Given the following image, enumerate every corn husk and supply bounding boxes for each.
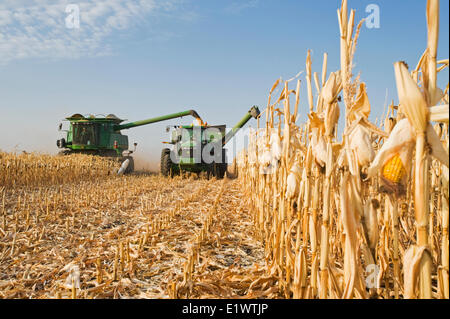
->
[322,71,342,137]
[368,118,448,183]
[426,123,449,167]
[311,128,327,167]
[367,119,415,179]
[429,104,449,123]
[308,112,324,131]
[348,124,375,168]
[270,132,282,161]
[363,199,379,250]
[286,163,301,200]
[348,83,371,123]
[322,71,342,104]
[384,117,396,134]
[394,62,429,133]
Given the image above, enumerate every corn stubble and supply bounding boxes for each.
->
[0,151,270,299]
[237,0,448,299]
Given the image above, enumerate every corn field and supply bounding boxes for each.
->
[0,152,120,188]
[0,0,449,300]
[236,0,449,299]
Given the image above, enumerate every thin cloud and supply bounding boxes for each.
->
[0,0,183,64]
[225,0,259,14]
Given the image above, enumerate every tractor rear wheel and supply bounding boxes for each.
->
[212,163,228,179]
[161,148,173,177]
[212,149,227,179]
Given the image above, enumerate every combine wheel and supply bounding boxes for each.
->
[57,150,72,156]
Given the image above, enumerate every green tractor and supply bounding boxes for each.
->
[161,106,260,178]
[57,106,260,177]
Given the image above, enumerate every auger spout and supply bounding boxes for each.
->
[115,110,204,131]
[222,106,260,146]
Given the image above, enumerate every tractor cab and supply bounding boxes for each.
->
[166,124,225,155]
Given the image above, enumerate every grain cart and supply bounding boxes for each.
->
[161,106,260,178]
[56,110,204,174]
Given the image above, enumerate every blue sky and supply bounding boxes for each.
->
[0,0,448,167]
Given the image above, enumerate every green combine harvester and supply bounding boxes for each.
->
[57,106,260,177]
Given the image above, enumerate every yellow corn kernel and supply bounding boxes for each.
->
[382,154,406,183]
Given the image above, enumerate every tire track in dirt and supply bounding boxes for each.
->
[126,177,226,298]
[172,179,278,299]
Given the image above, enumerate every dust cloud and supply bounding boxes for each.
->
[132,153,160,172]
